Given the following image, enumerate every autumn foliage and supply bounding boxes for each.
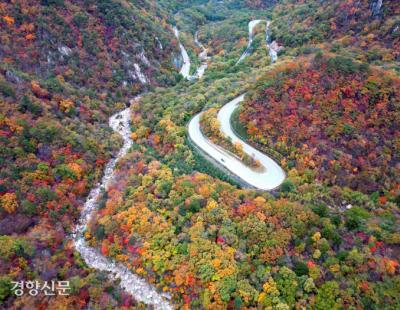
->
[0,0,180,308]
[240,54,400,194]
[0,0,399,309]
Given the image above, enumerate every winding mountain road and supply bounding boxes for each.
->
[173,26,191,79]
[72,26,212,310]
[174,26,208,80]
[188,19,285,190]
[73,18,283,310]
[236,19,263,64]
[194,31,209,79]
[188,95,285,190]
[237,19,280,64]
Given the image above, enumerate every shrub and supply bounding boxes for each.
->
[19,96,43,116]
[312,203,328,217]
[326,56,369,75]
[0,80,15,98]
[281,179,296,193]
[345,207,370,230]
[293,261,309,276]
[0,277,12,302]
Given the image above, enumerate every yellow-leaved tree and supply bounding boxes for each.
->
[1,192,18,213]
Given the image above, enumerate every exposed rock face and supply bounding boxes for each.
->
[139,50,151,66]
[5,70,22,84]
[0,0,178,95]
[134,63,148,84]
[122,51,149,85]
[371,0,383,16]
[57,45,72,56]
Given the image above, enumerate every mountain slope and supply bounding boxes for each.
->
[0,0,180,92]
[0,0,182,308]
[0,0,399,309]
[271,0,399,69]
[239,54,399,194]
